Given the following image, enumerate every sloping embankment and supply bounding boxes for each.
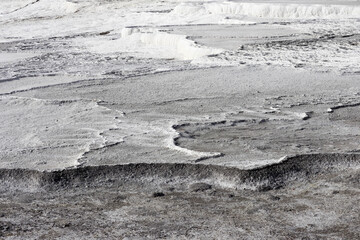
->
[0,153,359,193]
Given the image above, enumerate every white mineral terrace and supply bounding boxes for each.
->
[0,0,359,171]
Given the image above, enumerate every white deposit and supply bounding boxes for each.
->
[0,0,359,170]
[172,1,360,19]
[82,27,223,60]
[0,96,124,169]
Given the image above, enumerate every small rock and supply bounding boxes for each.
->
[301,112,310,120]
[259,119,268,124]
[152,192,165,197]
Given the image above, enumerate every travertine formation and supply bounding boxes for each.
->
[0,0,359,238]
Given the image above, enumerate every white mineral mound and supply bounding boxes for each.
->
[172,1,360,19]
[121,28,224,60]
[85,28,223,61]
